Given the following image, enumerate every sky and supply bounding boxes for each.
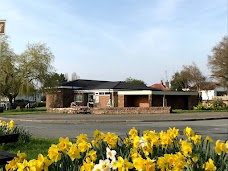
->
[0,0,227,85]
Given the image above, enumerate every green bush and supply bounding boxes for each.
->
[32,101,46,108]
[12,100,29,109]
[194,98,227,110]
[211,98,226,110]
[0,120,31,143]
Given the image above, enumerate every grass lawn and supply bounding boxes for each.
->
[172,109,228,113]
[0,107,47,115]
[0,137,58,160]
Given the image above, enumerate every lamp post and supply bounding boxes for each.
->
[0,20,6,58]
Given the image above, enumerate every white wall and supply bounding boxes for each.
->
[200,90,215,100]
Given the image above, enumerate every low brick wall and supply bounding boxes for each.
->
[47,107,171,114]
[91,107,171,114]
[47,108,90,114]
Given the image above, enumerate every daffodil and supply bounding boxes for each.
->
[68,143,81,161]
[167,127,179,139]
[98,159,111,171]
[36,154,52,171]
[57,137,72,152]
[129,127,138,138]
[80,158,95,171]
[17,151,27,161]
[116,156,133,171]
[106,147,116,161]
[184,127,195,138]
[48,144,61,162]
[93,129,105,140]
[204,158,216,171]
[215,140,226,155]
[5,158,19,171]
[78,141,91,152]
[76,133,88,143]
[87,150,97,162]
[103,132,119,149]
[205,136,213,143]
[159,131,172,148]
[17,159,36,171]
[7,120,14,130]
[191,134,202,144]
[180,140,192,156]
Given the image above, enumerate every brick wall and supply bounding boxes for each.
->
[126,95,148,107]
[46,89,74,108]
[99,95,110,108]
[118,95,125,107]
[46,91,63,108]
[47,107,90,114]
[112,92,118,107]
[47,107,171,114]
[91,107,171,114]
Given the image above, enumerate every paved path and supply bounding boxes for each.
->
[0,112,228,123]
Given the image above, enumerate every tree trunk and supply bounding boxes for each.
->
[8,96,13,110]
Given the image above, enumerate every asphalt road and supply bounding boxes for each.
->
[0,112,227,142]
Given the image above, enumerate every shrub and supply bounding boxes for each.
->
[194,98,227,110]
[12,100,29,109]
[211,98,226,110]
[32,101,46,108]
[0,120,31,143]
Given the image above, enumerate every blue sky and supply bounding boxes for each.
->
[0,0,227,85]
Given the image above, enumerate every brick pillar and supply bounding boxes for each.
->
[118,95,125,107]
[148,94,152,107]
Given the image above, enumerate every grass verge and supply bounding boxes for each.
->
[0,107,46,115]
[172,109,228,113]
[0,137,58,160]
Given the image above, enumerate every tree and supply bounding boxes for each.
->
[170,72,188,91]
[18,42,54,88]
[0,36,55,108]
[170,62,206,91]
[0,36,21,108]
[71,72,80,81]
[181,62,206,91]
[125,77,146,86]
[43,72,68,89]
[208,36,228,88]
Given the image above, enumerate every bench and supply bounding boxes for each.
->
[0,134,19,165]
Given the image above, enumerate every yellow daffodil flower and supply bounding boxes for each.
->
[48,144,61,162]
[204,158,216,171]
[68,143,81,161]
[184,127,195,138]
[57,137,72,152]
[215,140,226,155]
[17,159,36,171]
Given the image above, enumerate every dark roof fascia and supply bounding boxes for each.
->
[152,90,198,96]
[58,86,82,90]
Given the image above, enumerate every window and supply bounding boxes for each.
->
[74,94,83,102]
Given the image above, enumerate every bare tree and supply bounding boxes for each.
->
[71,72,79,81]
[170,62,206,91]
[64,73,68,81]
[181,62,206,91]
[208,36,228,88]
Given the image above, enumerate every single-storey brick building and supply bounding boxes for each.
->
[46,79,199,110]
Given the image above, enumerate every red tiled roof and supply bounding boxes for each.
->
[150,80,171,91]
